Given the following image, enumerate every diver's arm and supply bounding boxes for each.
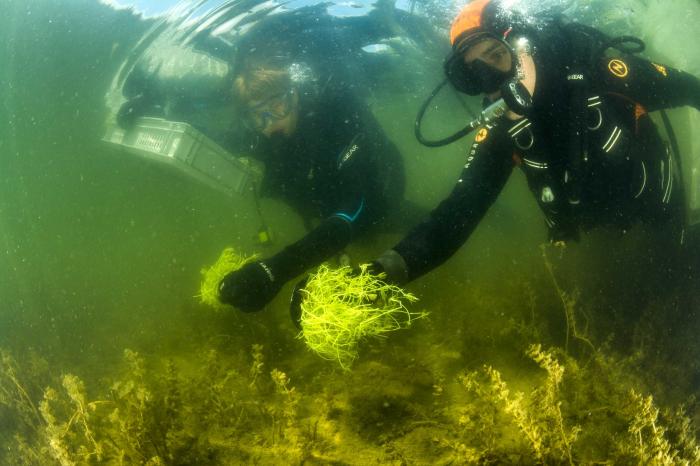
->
[265,131,381,280]
[271,211,359,277]
[380,125,514,283]
[218,206,359,312]
[218,134,371,311]
[599,55,700,111]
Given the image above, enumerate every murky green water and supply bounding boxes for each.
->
[1,0,700,463]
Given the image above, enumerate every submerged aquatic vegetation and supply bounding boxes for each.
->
[198,247,258,310]
[616,389,700,464]
[0,350,53,464]
[2,331,700,464]
[541,244,596,356]
[455,344,580,464]
[3,346,325,465]
[4,256,700,464]
[298,264,424,370]
[440,343,700,465]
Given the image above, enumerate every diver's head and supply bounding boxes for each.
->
[234,65,300,138]
[444,0,525,96]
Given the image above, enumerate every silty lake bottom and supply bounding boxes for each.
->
[1,0,700,463]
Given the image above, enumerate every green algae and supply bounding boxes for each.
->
[298,264,424,370]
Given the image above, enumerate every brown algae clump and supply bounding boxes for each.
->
[298,264,424,369]
[198,247,258,310]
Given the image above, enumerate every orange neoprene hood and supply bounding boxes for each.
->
[449,0,494,47]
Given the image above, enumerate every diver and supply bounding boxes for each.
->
[217,59,412,312]
[364,0,700,286]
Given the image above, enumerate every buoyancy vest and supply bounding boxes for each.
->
[504,24,673,241]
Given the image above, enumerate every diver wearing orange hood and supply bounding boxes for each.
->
[371,0,700,283]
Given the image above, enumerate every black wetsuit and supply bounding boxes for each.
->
[392,53,700,282]
[250,79,405,282]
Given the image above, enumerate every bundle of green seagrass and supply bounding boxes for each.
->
[198,247,258,311]
[298,264,424,370]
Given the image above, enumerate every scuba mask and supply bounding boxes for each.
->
[245,90,295,132]
[414,0,533,146]
[415,36,532,147]
[444,37,517,95]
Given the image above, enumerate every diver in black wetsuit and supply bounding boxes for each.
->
[369,0,700,285]
[218,61,407,311]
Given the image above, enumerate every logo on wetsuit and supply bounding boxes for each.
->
[608,59,629,78]
[652,63,668,77]
[475,128,489,143]
[338,144,359,169]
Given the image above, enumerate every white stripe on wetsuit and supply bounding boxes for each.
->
[587,96,602,107]
[634,161,647,199]
[603,126,622,153]
[662,156,673,204]
[508,118,531,137]
[522,158,548,169]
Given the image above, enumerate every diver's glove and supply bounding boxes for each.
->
[218,261,282,312]
[371,249,409,286]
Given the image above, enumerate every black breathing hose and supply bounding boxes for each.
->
[414,79,479,147]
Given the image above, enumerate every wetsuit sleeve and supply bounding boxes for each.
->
[265,216,354,282]
[264,133,373,283]
[393,125,514,282]
[598,55,700,111]
[263,80,399,284]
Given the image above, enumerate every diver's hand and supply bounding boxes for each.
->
[371,249,409,285]
[218,261,282,312]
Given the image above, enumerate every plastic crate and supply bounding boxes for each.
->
[103,117,263,196]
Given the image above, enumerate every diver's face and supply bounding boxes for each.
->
[463,38,513,74]
[247,91,299,138]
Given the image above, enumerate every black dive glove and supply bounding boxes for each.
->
[371,249,409,285]
[223,215,356,315]
[218,261,282,312]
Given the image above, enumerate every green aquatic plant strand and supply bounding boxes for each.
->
[198,247,258,310]
[540,244,596,356]
[298,264,424,370]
